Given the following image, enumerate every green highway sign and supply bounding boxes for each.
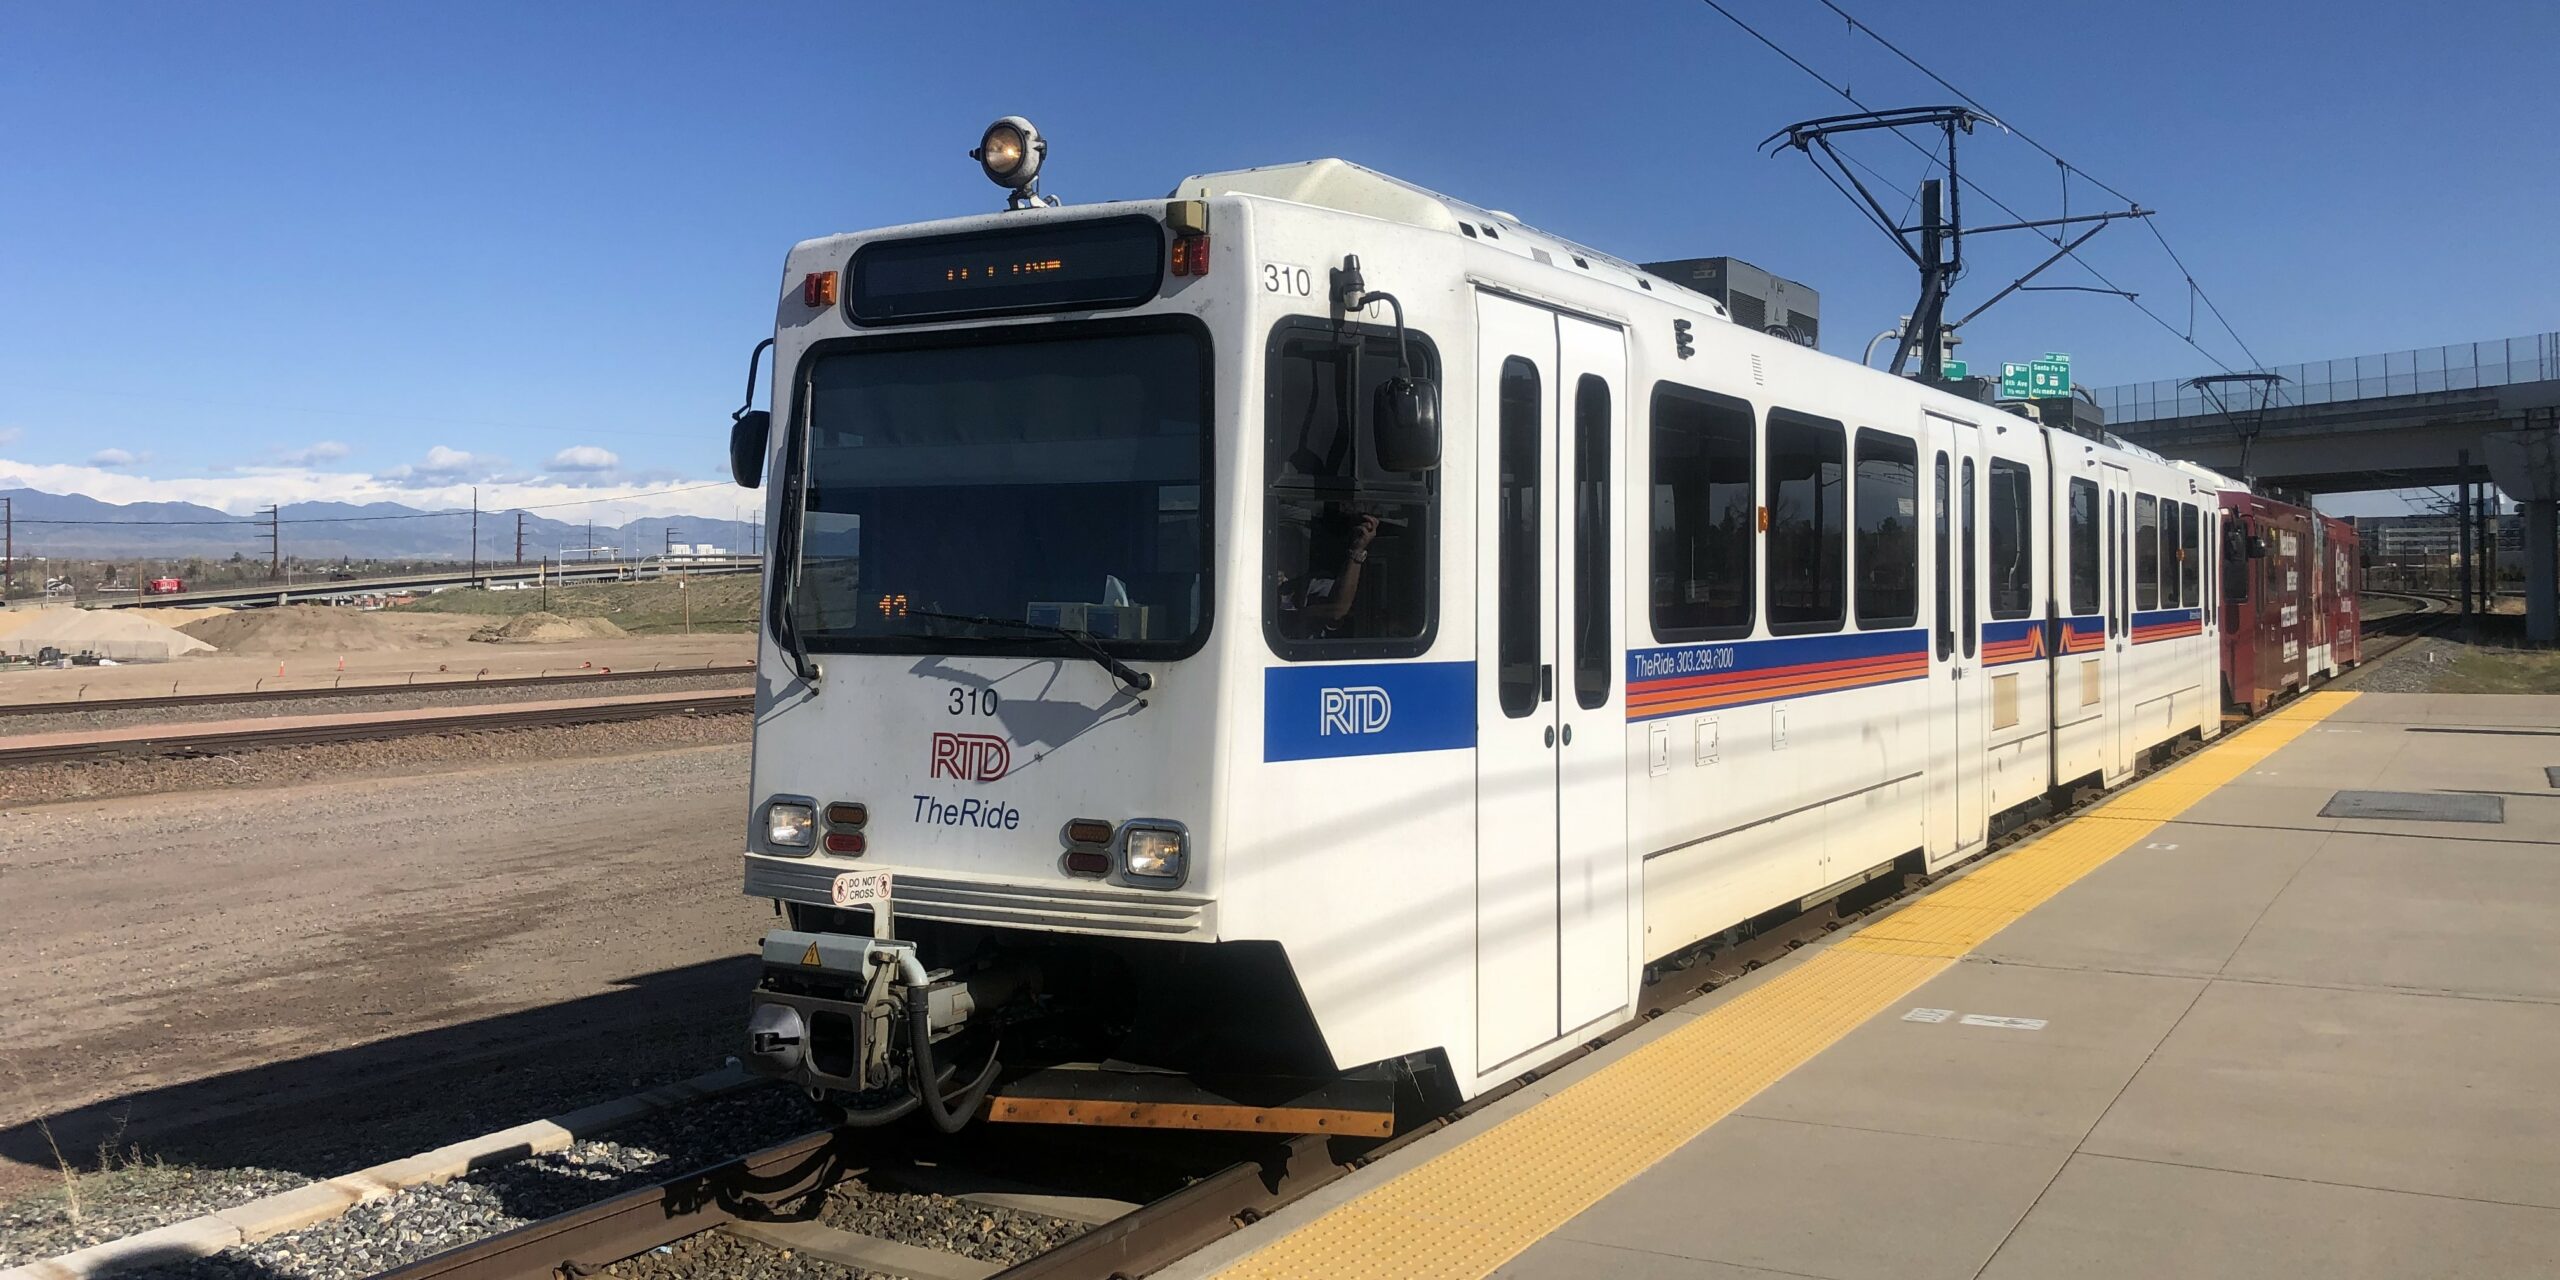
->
[2000,362,2032,399]
[2030,359,2070,397]
[1942,359,1968,380]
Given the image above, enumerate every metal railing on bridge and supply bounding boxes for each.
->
[2089,332,2560,425]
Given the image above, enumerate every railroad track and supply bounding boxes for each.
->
[0,663,754,719]
[0,689,753,765]
[369,715,2270,1280]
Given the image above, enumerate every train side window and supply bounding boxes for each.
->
[1934,453,1952,659]
[1853,429,1918,629]
[1649,383,1755,641]
[2179,502,2201,608]
[2135,495,2161,611]
[2106,492,2120,635]
[2068,479,2100,616]
[1263,318,1440,660]
[1766,410,1846,634]
[1960,457,1977,657]
[1496,357,1542,718]
[1572,375,1611,710]
[1987,459,2034,620]
[2160,501,2182,609]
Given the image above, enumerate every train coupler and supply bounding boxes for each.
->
[742,929,1007,1132]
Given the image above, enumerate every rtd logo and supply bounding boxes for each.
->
[930,732,1011,782]
[1318,685,1393,736]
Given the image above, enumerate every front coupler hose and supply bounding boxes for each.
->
[906,985,1002,1134]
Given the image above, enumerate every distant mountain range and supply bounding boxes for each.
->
[1,487,762,563]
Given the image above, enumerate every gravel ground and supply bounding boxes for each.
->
[2341,637,2469,693]
[63,1084,1085,1280]
[0,670,747,738]
[0,710,748,807]
[0,1163,307,1268]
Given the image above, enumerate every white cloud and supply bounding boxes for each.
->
[418,445,483,474]
[89,447,141,467]
[547,445,621,472]
[278,440,351,465]
[0,454,729,524]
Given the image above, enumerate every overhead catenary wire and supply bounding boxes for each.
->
[1693,0,2252,376]
[1808,0,2266,371]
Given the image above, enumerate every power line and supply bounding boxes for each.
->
[1810,0,2265,370]
[1695,0,2251,374]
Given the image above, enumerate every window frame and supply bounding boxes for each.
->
[1572,374,1612,710]
[2135,493,2161,611]
[1986,457,2036,622]
[1934,452,1953,659]
[1852,428,1920,630]
[2179,501,2201,609]
[1260,315,1443,662]
[1647,382,1759,644]
[1763,407,1848,637]
[2068,477,2101,616]
[1495,356,1543,719]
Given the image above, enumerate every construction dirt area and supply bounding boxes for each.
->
[0,599,751,704]
[0,741,768,1201]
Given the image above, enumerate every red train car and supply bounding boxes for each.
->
[2218,492,2362,712]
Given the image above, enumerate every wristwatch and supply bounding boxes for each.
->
[1350,548,1369,563]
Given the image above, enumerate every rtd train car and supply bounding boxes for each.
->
[2218,490,2363,712]
[724,120,2240,1136]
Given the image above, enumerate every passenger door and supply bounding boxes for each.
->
[1473,292,1563,1071]
[1924,412,1985,864]
[2100,464,2132,776]
[1553,315,1629,1036]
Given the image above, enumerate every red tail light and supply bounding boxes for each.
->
[802,271,838,307]
[1063,850,1110,876]
[824,831,866,855]
[1169,235,1209,277]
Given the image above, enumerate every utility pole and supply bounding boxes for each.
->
[259,504,281,581]
[587,518,597,563]
[514,511,526,565]
[469,486,480,586]
[2,496,12,603]
[2458,452,2475,633]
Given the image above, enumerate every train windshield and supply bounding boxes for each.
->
[789,320,1211,657]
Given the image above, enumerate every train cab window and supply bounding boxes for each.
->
[2134,495,2161,611]
[1264,319,1439,659]
[1496,358,1542,718]
[2068,479,2100,615]
[2179,502,2201,608]
[1987,459,2034,620]
[1766,410,1845,633]
[1934,453,1952,658]
[1572,375,1611,709]
[1649,384,1755,640]
[1853,429,1918,628]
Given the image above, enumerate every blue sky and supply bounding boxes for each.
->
[4,0,2553,518]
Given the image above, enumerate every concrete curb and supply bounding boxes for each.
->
[2,1064,762,1280]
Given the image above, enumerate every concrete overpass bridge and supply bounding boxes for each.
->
[2087,332,2560,640]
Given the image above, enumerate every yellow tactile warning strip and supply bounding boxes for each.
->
[1210,692,2356,1280]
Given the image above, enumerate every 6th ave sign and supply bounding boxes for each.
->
[2001,352,2073,400]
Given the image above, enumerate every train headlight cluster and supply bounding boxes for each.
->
[1120,823,1187,887]
[765,800,815,850]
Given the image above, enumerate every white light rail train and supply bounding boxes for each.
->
[727,118,2230,1136]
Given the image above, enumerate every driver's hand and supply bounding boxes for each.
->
[1353,514,1380,548]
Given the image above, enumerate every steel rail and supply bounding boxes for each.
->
[0,663,755,719]
[0,692,752,765]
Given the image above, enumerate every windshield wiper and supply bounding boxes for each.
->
[901,609,1155,693]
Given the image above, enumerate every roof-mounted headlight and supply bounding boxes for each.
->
[971,116,1054,209]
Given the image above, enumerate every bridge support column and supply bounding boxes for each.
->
[2529,499,2558,646]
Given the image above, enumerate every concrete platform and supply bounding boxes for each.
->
[1167,693,2560,1280]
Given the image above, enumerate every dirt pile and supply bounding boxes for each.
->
[179,606,483,655]
[470,612,631,644]
[1,607,216,661]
